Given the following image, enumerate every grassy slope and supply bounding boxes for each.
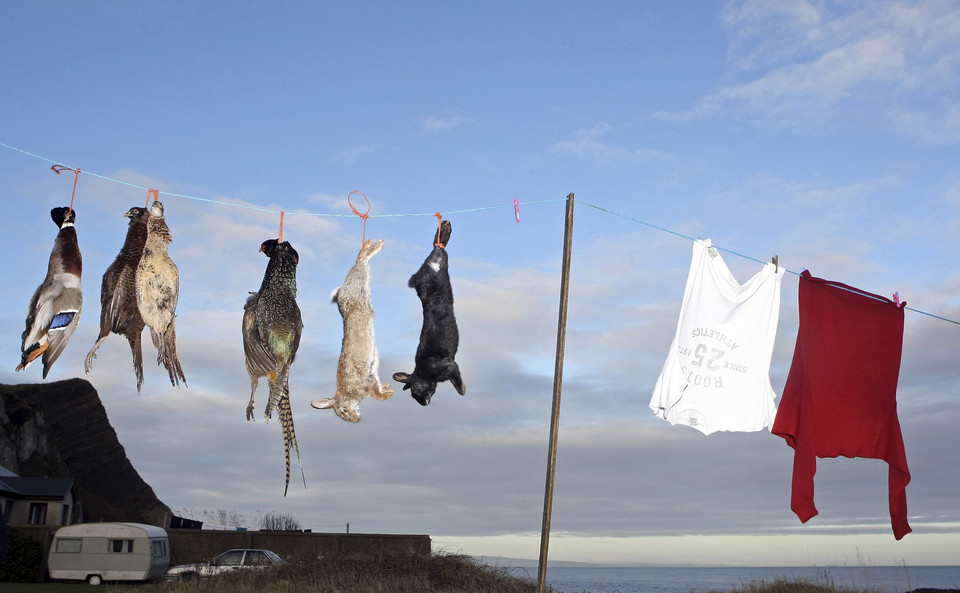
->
[9,552,934,593]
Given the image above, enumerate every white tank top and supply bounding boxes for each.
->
[649,239,784,435]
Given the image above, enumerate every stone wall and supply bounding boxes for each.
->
[11,525,431,581]
[166,529,431,564]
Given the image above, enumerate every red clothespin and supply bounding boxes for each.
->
[514,199,521,223]
[146,189,159,207]
[893,292,905,308]
[278,211,285,243]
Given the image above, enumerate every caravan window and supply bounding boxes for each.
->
[55,538,82,553]
[110,539,134,553]
[152,540,167,559]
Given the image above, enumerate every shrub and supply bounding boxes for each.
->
[0,528,44,583]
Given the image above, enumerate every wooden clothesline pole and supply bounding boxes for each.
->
[537,192,575,593]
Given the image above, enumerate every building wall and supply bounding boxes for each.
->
[2,490,76,527]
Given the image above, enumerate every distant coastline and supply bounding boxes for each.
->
[478,557,960,569]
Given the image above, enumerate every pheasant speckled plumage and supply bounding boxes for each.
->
[18,207,83,378]
[85,206,149,392]
[243,238,304,496]
[136,200,186,387]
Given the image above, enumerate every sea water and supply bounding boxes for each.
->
[506,565,960,593]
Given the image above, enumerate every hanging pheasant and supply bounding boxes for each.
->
[17,207,83,378]
[242,238,304,496]
[136,200,187,387]
[85,206,150,391]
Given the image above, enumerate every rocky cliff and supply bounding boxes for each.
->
[0,378,170,525]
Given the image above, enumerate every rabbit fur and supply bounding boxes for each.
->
[311,238,393,422]
[393,220,466,405]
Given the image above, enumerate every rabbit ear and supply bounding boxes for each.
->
[393,372,410,385]
[450,364,466,396]
[311,398,336,410]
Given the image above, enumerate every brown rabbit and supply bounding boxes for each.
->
[311,239,393,422]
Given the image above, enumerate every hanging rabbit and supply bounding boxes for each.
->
[312,238,394,422]
[393,219,466,405]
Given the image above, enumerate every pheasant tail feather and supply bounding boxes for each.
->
[265,363,290,421]
[129,331,145,393]
[154,320,187,387]
[277,390,304,496]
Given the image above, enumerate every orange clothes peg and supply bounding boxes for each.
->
[348,191,371,248]
[434,212,445,248]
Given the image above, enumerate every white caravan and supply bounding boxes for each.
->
[47,522,169,585]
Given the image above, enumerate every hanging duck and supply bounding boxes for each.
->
[17,206,83,378]
[136,200,187,387]
[85,206,150,392]
[242,238,304,496]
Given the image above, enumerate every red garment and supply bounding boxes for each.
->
[773,271,911,540]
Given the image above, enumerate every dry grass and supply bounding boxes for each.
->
[38,554,903,593]
[10,563,914,593]
[139,556,907,593]
[147,550,547,593]
[716,577,885,593]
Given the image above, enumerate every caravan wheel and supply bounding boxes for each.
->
[87,574,102,585]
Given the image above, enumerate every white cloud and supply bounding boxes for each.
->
[551,123,667,164]
[418,115,478,132]
[666,1,960,141]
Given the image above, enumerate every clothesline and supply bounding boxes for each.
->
[0,141,562,219]
[2,140,958,326]
[576,201,960,326]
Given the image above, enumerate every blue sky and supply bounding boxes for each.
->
[2,1,960,566]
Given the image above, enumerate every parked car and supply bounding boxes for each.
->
[165,548,282,582]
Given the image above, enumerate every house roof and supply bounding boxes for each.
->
[0,477,76,499]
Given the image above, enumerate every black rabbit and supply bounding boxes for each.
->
[393,220,466,405]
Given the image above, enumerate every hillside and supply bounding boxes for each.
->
[0,378,170,525]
